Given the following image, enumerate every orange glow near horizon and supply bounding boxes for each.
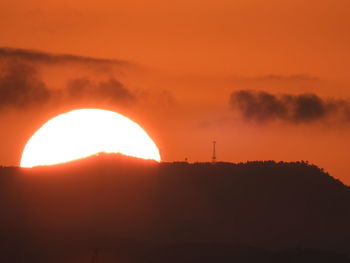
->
[20,109,161,167]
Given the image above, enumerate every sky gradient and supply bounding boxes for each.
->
[1,0,350,184]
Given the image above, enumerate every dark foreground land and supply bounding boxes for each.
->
[0,154,349,262]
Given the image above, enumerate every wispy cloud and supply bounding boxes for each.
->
[0,47,130,66]
[253,74,319,81]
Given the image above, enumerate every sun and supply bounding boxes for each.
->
[20,109,161,167]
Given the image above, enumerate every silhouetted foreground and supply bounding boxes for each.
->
[0,154,349,262]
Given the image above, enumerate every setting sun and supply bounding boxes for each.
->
[20,109,161,167]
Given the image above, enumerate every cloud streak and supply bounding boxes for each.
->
[0,47,129,66]
[254,74,319,82]
[230,90,350,124]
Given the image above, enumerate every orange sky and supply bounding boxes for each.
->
[1,0,350,77]
[1,0,350,184]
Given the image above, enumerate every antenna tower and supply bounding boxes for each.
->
[212,141,216,163]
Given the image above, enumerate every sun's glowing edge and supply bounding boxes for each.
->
[20,109,161,168]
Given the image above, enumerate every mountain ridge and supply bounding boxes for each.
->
[0,153,349,262]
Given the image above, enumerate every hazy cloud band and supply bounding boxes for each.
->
[0,48,135,110]
[230,90,350,123]
[0,47,129,66]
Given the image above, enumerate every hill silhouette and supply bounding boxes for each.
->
[0,154,349,262]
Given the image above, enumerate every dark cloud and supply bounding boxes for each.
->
[230,90,350,123]
[98,78,134,102]
[0,48,136,111]
[0,47,129,66]
[0,62,50,109]
[66,78,92,98]
[284,93,327,121]
[67,77,135,103]
[230,90,287,121]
